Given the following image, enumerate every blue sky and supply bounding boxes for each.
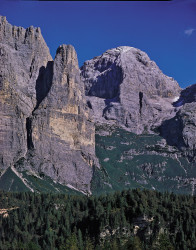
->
[0,0,195,88]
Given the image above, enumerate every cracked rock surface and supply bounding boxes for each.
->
[0,16,98,193]
[81,46,181,134]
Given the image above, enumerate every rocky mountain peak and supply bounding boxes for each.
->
[0,15,50,58]
[0,15,52,108]
[82,45,180,99]
[0,17,98,194]
[53,44,81,93]
[55,44,79,67]
[1,16,196,195]
[0,16,52,168]
[81,46,181,134]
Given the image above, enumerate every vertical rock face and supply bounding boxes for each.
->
[29,45,97,193]
[0,16,52,168]
[81,46,181,134]
[0,16,97,193]
[160,84,196,161]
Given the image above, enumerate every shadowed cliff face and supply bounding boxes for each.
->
[35,61,54,109]
[81,46,181,134]
[0,16,98,193]
[173,83,196,107]
[160,84,196,162]
[29,45,98,193]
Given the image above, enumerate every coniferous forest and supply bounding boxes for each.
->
[0,189,196,250]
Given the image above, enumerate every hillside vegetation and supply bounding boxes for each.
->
[92,125,196,195]
[0,189,195,249]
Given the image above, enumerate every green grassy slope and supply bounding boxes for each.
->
[0,167,30,192]
[1,125,195,195]
[92,125,196,195]
[0,167,80,194]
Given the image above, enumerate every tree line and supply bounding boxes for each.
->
[0,189,195,249]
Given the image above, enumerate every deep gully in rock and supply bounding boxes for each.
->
[139,91,143,115]
[26,61,54,150]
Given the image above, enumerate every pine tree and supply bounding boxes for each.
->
[65,232,78,250]
[78,229,84,250]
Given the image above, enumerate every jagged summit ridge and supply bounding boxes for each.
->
[0,15,52,167]
[0,16,52,100]
[0,16,98,193]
